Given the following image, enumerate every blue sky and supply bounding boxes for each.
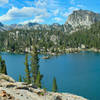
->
[0,0,100,25]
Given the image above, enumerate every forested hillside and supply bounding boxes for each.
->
[0,21,100,54]
[67,22,100,49]
[0,29,67,53]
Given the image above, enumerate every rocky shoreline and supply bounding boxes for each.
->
[0,74,87,100]
[2,47,100,54]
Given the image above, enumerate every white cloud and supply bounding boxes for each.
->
[63,7,78,17]
[69,7,78,11]
[70,0,75,5]
[0,6,50,22]
[34,0,47,8]
[0,0,8,6]
[53,17,62,22]
[33,0,66,14]
[77,5,85,8]
[53,9,59,16]
[0,7,34,22]
[0,0,70,24]
[24,1,34,6]
[63,12,71,17]
[70,0,85,8]
[63,4,85,17]
[20,15,44,24]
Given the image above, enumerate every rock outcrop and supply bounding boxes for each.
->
[0,74,15,83]
[65,9,100,29]
[0,74,87,100]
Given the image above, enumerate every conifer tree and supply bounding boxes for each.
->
[35,71,43,88]
[0,56,7,75]
[1,60,7,75]
[24,54,31,84]
[19,75,22,82]
[30,46,39,84]
[52,77,58,92]
[0,56,2,73]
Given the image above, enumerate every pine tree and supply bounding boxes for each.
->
[19,75,22,82]
[24,54,31,84]
[1,60,7,75]
[0,56,7,75]
[0,56,2,73]
[30,46,39,84]
[52,77,57,92]
[35,71,43,88]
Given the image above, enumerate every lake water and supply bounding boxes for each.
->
[0,52,100,100]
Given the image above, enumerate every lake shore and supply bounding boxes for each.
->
[0,74,87,100]
[1,47,100,57]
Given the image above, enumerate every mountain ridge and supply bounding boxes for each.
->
[0,9,100,33]
[65,9,100,28]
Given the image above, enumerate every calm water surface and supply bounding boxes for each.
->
[0,52,100,100]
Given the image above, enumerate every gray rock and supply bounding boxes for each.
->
[0,74,87,100]
[65,9,100,29]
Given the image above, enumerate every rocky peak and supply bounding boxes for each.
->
[52,23,60,26]
[65,9,100,28]
[0,22,4,27]
[0,22,8,32]
[26,22,39,27]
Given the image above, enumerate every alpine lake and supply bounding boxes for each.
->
[0,51,100,100]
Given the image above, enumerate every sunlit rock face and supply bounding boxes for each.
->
[65,9,100,28]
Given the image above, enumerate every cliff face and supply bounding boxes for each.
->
[0,74,87,100]
[65,10,100,28]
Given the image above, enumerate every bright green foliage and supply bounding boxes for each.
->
[0,56,7,75]
[24,54,31,84]
[19,75,22,82]
[30,46,40,84]
[52,77,58,92]
[35,71,43,88]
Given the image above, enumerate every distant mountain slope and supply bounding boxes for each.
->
[65,9,100,28]
[0,9,100,33]
[66,21,100,49]
[0,22,5,32]
[0,23,63,31]
[1,15,100,53]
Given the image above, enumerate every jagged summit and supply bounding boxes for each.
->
[65,9,100,28]
[26,22,39,27]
